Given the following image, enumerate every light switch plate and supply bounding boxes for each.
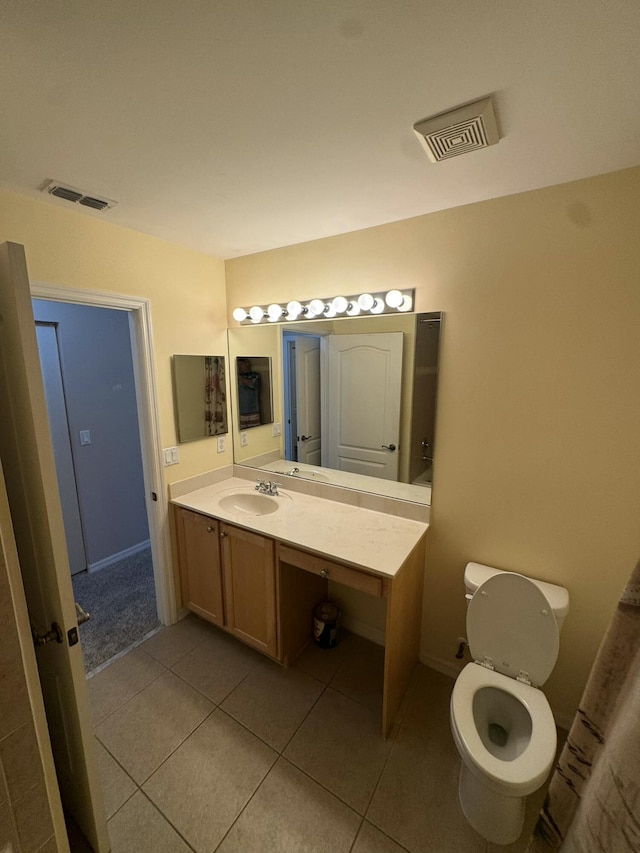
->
[79,429,91,445]
[217,435,226,453]
[163,446,180,466]
[240,432,248,447]
[272,422,282,436]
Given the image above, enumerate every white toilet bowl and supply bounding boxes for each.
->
[449,564,569,846]
[450,662,557,844]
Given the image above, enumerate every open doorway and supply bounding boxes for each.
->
[30,283,176,673]
[34,300,160,672]
[283,331,322,465]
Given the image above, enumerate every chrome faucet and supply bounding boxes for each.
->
[255,479,281,496]
[288,467,300,476]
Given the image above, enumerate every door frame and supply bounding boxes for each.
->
[30,282,176,626]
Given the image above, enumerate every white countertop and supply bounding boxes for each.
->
[171,477,428,579]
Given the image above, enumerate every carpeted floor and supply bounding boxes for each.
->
[72,547,160,673]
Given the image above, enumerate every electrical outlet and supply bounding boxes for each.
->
[217,435,226,453]
[272,422,282,437]
[240,431,248,447]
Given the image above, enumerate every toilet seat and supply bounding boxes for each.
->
[451,663,556,796]
[467,572,559,686]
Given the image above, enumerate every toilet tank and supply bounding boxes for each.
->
[464,562,570,632]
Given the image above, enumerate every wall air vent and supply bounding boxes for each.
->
[41,180,117,212]
[413,97,500,163]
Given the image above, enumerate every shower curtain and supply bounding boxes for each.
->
[528,557,640,852]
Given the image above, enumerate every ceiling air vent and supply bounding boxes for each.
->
[413,97,500,163]
[41,180,117,212]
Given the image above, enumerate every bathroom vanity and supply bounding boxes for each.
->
[170,473,428,737]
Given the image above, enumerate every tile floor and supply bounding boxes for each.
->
[86,615,557,853]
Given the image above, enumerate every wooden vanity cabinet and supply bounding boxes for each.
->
[220,523,278,658]
[175,507,278,659]
[175,507,225,627]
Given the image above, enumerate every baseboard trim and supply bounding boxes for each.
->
[342,617,386,647]
[419,653,461,681]
[87,539,151,573]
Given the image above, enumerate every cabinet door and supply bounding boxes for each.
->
[221,523,278,658]
[176,508,225,626]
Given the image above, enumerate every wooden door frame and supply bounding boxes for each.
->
[30,282,176,626]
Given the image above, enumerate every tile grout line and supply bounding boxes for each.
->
[359,663,422,827]
[91,658,169,729]
[138,787,199,853]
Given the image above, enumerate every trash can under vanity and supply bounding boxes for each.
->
[313,601,341,648]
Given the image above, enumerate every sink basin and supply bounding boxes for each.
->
[217,489,290,517]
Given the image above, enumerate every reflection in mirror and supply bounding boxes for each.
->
[172,355,228,442]
[228,313,441,505]
[236,356,273,429]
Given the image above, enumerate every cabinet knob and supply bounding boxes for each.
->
[220,531,227,538]
[207,525,214,533]
[320,569,329,578]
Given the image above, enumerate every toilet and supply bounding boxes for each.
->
[450,562,569,846]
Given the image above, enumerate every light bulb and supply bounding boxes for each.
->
[287,300,302,319]
[332,296,348,314]
[398,295,413,312]
[371,298,385,314]
[249,305,264,322]
[309,298,325,317]
[233,307,248,322]
[324,303,337,318]
[267,303,283,321]
[357,293,374,311]
[385,289,404,308]
[346,301,360,316]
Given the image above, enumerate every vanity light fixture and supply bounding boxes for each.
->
[232,289,415,324]
[267,303,285,322]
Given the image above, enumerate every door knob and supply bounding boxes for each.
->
[300,435,313,441]
[381,443,396,451]
[32,621,63,648]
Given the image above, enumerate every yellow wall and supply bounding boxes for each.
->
[226,166,640,722]
[0,188,229,484]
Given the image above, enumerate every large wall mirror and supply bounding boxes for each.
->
[172,354,228,442]
[227,312,442,505]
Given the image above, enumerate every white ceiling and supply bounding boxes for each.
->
[1,1,639,260]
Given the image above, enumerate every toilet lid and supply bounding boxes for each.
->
[467,572,559,687]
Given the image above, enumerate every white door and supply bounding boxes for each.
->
[0,462,69,851]
[295,336,322,466]
[36,322,87,575]
[326,332,403,480]
[0,243,109,852]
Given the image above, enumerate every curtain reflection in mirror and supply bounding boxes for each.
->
[205,356,226,436]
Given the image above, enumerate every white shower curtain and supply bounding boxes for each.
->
[528,557,640,852]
